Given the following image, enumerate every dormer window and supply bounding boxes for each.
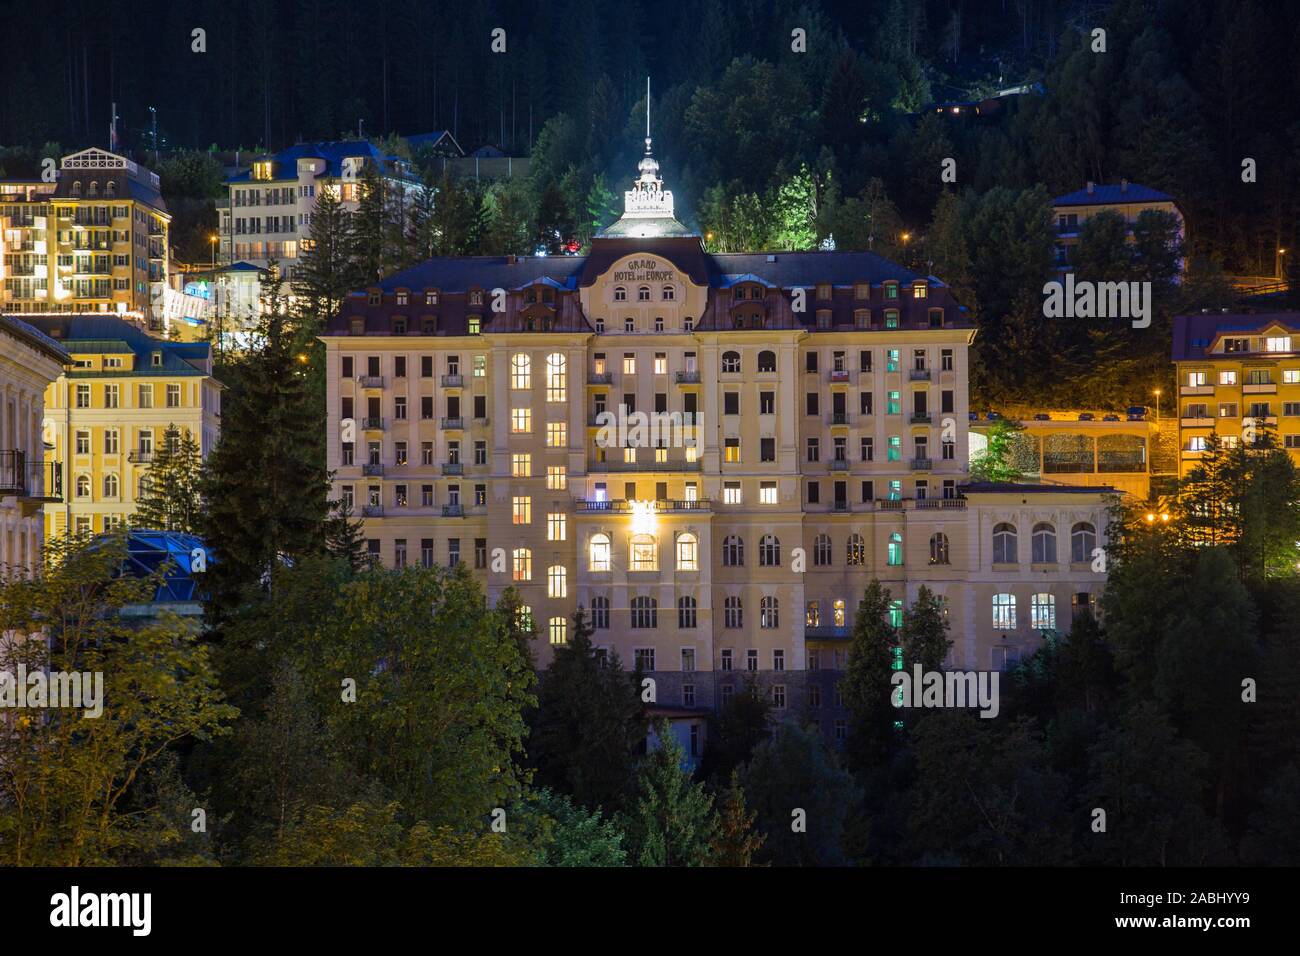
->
[396,291,408,306]
[912,283,928,299]
[367,291,381,306]
[469,289,483,306]
[422,317,437,334]
[595,317,605,333]
[151,351,163,368]
[816,284,831,300]
[684,316,694,331]
[928,308,944,329]
[253,161,274,180]
[614,286,627,302]
[526,288,537,304]
[1223,338,1250,353]
[351,318,365,335]
[72,182,82,198]
[734,287,746,301]
[854,283,870,300]
[105,181,116,197]
[884,282,899,300]
[426,290,439,305]
[393,317,407,335]
[88,181,99,197]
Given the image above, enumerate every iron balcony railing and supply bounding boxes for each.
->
[1,451,62,501]
[441,374,463,387]
[575,498,711,513]
[357,375,384,388]
[362,463,385,476]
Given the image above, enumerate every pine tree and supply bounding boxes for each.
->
[621,720,719,867]
[901,585,952,672]
[840,579,897,770]
[132,425,202,533]
[707,769,765,866]
[199,264,335,620]
[529,606,645,812]
[292,186,356,332]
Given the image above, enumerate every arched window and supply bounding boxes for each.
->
[846,533,866,566]
[760,595,779,628]
[76,474,90,498]
[590,596,610,629]
[637,286,651,301]
[992,593,1017,630]
[887,531,904,566]
[759,534,780,566]
[614,286,627,302]
[1032,522,1057,564]
[929,532,949,565]
[548,617,568,645]
[510,353,531,389]
[631,596,658,628]
[757,350,777,372]
[545,352,566,402]
[676,532,698,570]
[71,181,82,198]
[813,533,832,566]
[721,350,741,374]
[662,285,675,301]
[512,547,532,581]
[547,564,567,598]
[833,599,846,627]
[103,474,118,498]
[1071,522,1097,563]
[722,535,744,566]
[589,533,610,571]
[1031,593,1056,630]
[630,533,658,571]
[724,596,743,628]
[105,180,116,197]
[992,523,1018,564]
[88,180,99,197]
[678,595,697,629]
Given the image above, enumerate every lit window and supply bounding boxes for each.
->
[512,453,531,478]
[512,548,532,581]
[512,496,531,525]
[833,599,846,627]
[623,353,636,375]
[511,353,531,389]
[1031,593,1056,631]
[630,533,658,571]
[760,596,779,629]
[992,593,1018,630]
[546,466,566,490]
[846,534,866,566]
[676,533,698,570]
[511,408,531,433]
[1219,370,1237,385]
[547,422,567,447]
[929,533,949,565]
[1284,369,1300,384]
[546,352,567,402]
[724,438,740,463]
[473,355,486,377]
[548,565,567,598]
[547,512,566,541]
[654,352,667,375]
[760,481,777,504]
[623,447,637,464]
[723,481,742,504]
[887,531,903,566]
[549,617,567,645]
[1188,371,1207,386]
[589,533,611,572]
[1266,336,1292,352]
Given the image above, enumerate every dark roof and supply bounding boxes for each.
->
[1053,183,1175,207]
[404,130,464,155]
[1172,312,1300,361]
[960,482,1117,495]
[0,314,71,364]
[380,255,585,293]
[227,141,412,183]
[23,316,210,376]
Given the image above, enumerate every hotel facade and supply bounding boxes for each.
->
[1173,312,1300,476]
[321,141,1111,737]
[24,316,221,540]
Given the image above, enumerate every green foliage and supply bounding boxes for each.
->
[970,418,1029,483]
[707,770,766,867]
[900,585,951,672]
[511,788,628,867]
[132,425,203,533]
[840,580,897,770]
[0,534,236,865]
[621,722,719,867]
[699,676,770,781]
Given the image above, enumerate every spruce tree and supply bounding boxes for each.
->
[707,769,765,866]
[292,186,356,332]
[621,720,719,867]
[199,264,334,620]
[900,585,952,672]
[132,425,202,533]
[840,579,897,770]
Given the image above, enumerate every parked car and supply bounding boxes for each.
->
[1103,414,1121,421]
[1077,412,1095,421]
[1127,406,1148,421]
[1033,413,1051,421]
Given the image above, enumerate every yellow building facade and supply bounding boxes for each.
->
[26,316,221,538]
[0,149,170,328]
[322,141,1112,744]
[1172,312,1300,476]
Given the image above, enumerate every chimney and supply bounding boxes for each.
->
[1121,178,1128,192]
[1086,181,1094,194]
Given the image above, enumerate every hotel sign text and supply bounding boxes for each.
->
[614,259,675,283]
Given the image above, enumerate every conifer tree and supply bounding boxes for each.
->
[707,769,766,866]
[132,425,202,533]
[840,579,897,770]
[292,186,356,332]
[900,585,952,672]
[621,720,719,867]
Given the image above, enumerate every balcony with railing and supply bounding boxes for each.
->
[829,458,849,471]
[361,504,384,517]
[440,417,464,430]
[357,375,384,388]
[0,451,62,505]
[829,370,851,383]
[127,450,154,464]
[910,457,933,470]
[674,370,700,384]
[830,412,850,425]
[441,504,465,517]
[575,498,711,513]
[588,371,613,385]
[362,463,385,476]
[587,458,702,472]
[915,497,967,509]
[910,411,932,424]
[441,462,463,475]
[362,417,385,430]
[441,374,463,387]
[805,625,851,640]
[909,368,931,381]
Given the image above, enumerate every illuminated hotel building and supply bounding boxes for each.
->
[221,141,418,277]
[24,316,221,540]
[321,137,1111,737]
[0,149,171,327]
[1173,312,1300,475]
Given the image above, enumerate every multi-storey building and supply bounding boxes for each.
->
[0,149,171,327]
[1052,180,1184,271]
[321,139,1111,744]
[0,315,68,573]
[221,141,418,276]
[1172,311,1300,476]
[24,316,221,539]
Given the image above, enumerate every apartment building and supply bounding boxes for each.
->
[321,140,1110,742]
[221,141,418,276]
[0,149,171,327]
[1172,312,1300,476]
[1052,180,1184,271]
[24,316,221,539]
[0,315,68,573]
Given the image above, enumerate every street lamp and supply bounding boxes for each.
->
[1278,247,1287,280]
[1152,388,1161,424]
[209,234,218,270]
